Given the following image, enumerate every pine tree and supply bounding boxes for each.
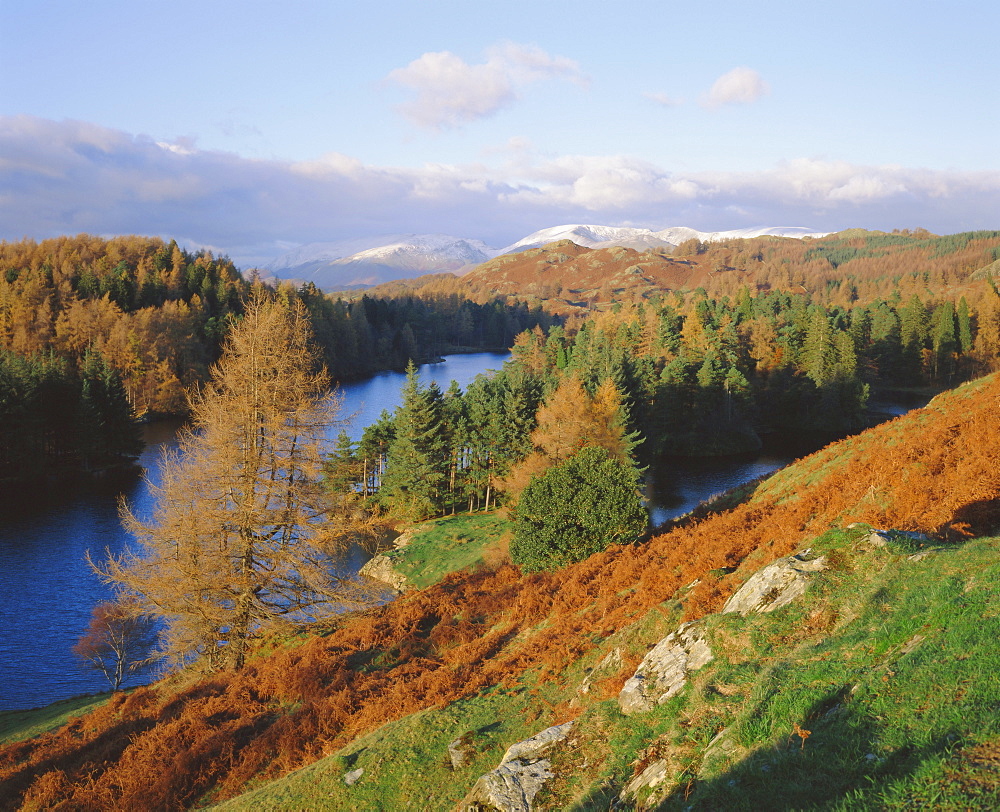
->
[378,362,450,521]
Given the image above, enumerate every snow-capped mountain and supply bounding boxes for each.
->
[497,224,828,255]
[266,225,827,291]
[266,234,499,289]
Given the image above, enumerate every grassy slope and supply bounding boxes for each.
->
[382,512,508,590]
[214,381,1000,810]
[0,696,110,746]
[3,375,999,810]
[213,529,1000,810]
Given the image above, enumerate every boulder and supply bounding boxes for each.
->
[721,550,827,616]
[618,621,713,715]
[358,552,412,592]
[460,721,575,812]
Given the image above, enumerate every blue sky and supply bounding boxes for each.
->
[2,0,999,266]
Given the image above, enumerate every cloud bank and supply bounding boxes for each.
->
[3,116,999,266]
[387,42,588,129]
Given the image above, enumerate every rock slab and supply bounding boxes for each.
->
[721,551,827,616]
[358,552,412,592]
[618,621,713,715]
[460,721,575,812]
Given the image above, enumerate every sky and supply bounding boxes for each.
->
[2,0,999,268]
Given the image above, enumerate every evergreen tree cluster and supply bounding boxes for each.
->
[0,349,140,482]
[335,361,544,522]
[503,285,1000,458]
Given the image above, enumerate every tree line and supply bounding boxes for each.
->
[335,280,1000,544]
[0,235,553,483]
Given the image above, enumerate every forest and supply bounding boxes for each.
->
[341,279,1000,528]
[0,235,551,483]
[4,228,1000,809]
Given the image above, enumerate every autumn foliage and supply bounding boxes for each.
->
[3,372,999,809]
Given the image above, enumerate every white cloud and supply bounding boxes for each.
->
[644,91,684,108]
[386,42,587,130]
[3,117,1000,266]
[703,67,770,108]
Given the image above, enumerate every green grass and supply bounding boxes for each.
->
[652,532,1000,810]
[214,527,1000,810]
[387,512,508,589]
[211,683,558,811]
[0,693,111,744]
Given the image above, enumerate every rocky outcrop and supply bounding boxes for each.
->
[721,550,827,616]
[619,760,671,809]
[358,529,416,592]
[618,621,713,715]
[358,552,412,592]
[460,721,575,812]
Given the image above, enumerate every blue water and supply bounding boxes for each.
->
[0,353,509,712]
[0,351,921,712]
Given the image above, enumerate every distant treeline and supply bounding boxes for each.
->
[338,280,1000,525]
[512,284,1000,456]
[0,234,553,482]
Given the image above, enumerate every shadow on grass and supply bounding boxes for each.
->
[567,687,963,811]
[652,687,960,811]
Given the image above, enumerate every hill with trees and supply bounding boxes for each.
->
[3,228,1000,808]
[0,235,552,484]
[2,360,999,810]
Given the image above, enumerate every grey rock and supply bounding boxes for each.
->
[866,528,932,549]
[500,721,575,764]
[721,551,827,616]
[449,732,475,770]
[618,621,713,715]
[619,759,671,808]
[358,552,412,592]
[699,726,744,777]
[343,767,364,786]
[462,760,555,812]
[460,721,575,811]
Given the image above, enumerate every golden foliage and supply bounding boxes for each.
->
[5,374,1000,810]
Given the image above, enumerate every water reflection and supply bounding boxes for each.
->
[0,353,508,711]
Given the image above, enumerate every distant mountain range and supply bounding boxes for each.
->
[264,225,828,291]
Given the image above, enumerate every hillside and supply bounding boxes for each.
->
[1,368,998,808]
[361,229,1000,322]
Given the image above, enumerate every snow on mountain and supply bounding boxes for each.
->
[266,234,499,290]
[499,224,828,254]
[265,225,827,291]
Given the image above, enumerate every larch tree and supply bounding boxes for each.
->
[500,374,637,500]
[98,291,374,672]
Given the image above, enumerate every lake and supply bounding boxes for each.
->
[0,352,921,711]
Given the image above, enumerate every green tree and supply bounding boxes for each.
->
[378,362,450,521]
[509,445,646,572]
